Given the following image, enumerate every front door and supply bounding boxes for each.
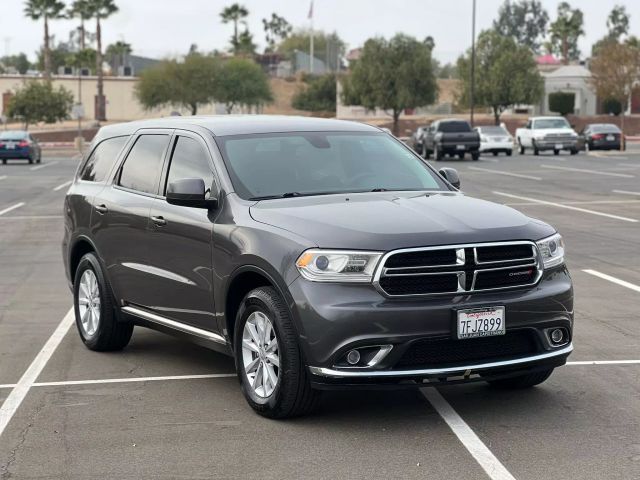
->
[145,132,220,332]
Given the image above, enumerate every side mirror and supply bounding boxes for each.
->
[439,168,461,189]
[166,178,218,209]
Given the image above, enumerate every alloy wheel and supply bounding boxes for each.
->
[78,269,101,337]
[242,311,280,398]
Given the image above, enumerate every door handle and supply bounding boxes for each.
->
[151,215,167,227]
[95,204,108,214]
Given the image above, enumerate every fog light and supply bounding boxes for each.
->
[550,328,565,344]
[346,349,361,365]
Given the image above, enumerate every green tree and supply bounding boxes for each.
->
[85,0,118,121]
[70,47,96,73]
[216,58,272,113]
[457,30,543,125]
[437,62,458,79]
[607,5,629,40]
[68,0,93,50]
[36,38,74,73]
[106,40,132,72]
[549,2,584,64]
[0,53,32,74]
[236,28,257,56]
[277,30,345,72]
[292,73,336,112]
[24,0,67,77]
[262,13,292,52]
[493,0,549,53]
[135,53,220,115]
[7,80,73,129]
[548,91,575,116]
[341,34,437,134]
[220,3,249,54]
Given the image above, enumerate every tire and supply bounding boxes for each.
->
[553,149,559,155]
[28,156,33,164]
[471,152,480,161]
[492,151,498,157]
[532,141,539,156]
[422,144,431,159]
[36,153,42,164]
[507,150,512,157]
[73,253,133,351]
[234,286,320,419]
[570,148,578,155]
[518,140,525,155]
[1,159,6,165]
[434,145,443,161]
[487,368,554,389]
[457,153,464,159]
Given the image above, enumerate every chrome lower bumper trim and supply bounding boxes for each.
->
[122,305,227,345]
[309,343,573,378]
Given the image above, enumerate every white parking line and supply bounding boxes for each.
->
[582,269,640,293]
[540,164,635,178]
[468,166,542,181]
[613,189,640,196]
[29,161,58,171]
[618,163,639,168]
[505,199,640,206]
[421,388,516,480]
[0,175,6,181]
[32,373,237,387]
[53,180,72,191]
[0,308,74,438]
[568,360,640,365]
[0,215,64,220]
[0,202,25,216]
[493,192,638,223]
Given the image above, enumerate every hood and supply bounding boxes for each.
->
[249,192,555,251]
[535,128,576,136]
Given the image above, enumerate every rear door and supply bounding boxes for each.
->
[145,131,220,331]
[91,130,172,308]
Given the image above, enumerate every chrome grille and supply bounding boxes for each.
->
[374,242,541,297]
[543,133,575,142]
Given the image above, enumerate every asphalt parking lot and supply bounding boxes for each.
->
[0,145,639,479]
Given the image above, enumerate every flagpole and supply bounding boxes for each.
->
[309,1,314,73]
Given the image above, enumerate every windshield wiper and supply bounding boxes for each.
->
[249,191,342,201]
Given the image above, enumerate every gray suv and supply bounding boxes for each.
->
[63,116,573,418]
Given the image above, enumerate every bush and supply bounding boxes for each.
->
[548,92,575,116]
[7,80,74,129]
[602,98,622,116]
[291,73,336,112]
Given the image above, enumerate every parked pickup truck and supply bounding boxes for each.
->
[421,119,480,161]
[515,116,579,156]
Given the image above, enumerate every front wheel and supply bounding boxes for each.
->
[234,286,320,419]
[73,253,133,351]
[506,149,513,157]
[518,140,525,155]
[487,368,554,389]
[533,141,539,156]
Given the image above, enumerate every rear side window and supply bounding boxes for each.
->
[81,136,129,182]
[118,134,170,194]
[438,122,471,133]
[165,136,215,195]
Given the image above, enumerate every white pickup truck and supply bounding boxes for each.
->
[515,116,579,156]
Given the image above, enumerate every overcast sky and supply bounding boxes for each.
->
[2,0,638,64]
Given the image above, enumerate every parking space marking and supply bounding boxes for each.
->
[0,202,25,217]
[582,269,640,293]
[53,180,72,191]
[421,388,516,480]
[613,189,640,196]
[0,215,64,221]
[32,373,236,387]
[29,161,58,171]
[505,199,640,206]
[468,167,542,181]
[568,360,640,365]
[0,308,74,438]
[540,164,635,178]
[618,163,639,168]
[493,192,638,223]
[0,175,6,181]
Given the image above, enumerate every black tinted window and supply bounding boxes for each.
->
[165,136,215,196]
[119,135,169,194]
[81,136,128,182]
[438,122,471,133]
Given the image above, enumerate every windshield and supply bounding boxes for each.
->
[479,126,508,135]
[534,118,570,129]
[217,132,448,199]
[438,122,471,133]
[591,124,620,133]
[0,131,27,140]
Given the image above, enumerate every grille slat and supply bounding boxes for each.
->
[376,242,540,296]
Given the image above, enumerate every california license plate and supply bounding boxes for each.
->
[5,142,15,150]
[456,144,465,150]
[555,143,563,150]
[606,135,614,141]
[457,306,505,339]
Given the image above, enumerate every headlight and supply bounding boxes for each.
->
[480,135,488,142]
[536,233,565,269]
[295,249,382,282]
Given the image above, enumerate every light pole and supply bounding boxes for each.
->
[470,0,476,127]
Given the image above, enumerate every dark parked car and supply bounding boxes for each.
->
[421,119,481,160]
[63,116,573,418]
[410,125,429,152]
[0,130,42,164]
[577,123,624,151]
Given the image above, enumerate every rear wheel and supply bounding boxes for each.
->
[234,286,320,419]
[553,149,559,155]
[518,140,525,155]
[28,156,33,164]
[471,152,480,161]
[488,368,554,389]
[507,149,513,157]
[422,144,431,159]
[73,253,133,351]
[1,159,6,165]
[533,141,539,156]
[457,152,465,159]
[492,151,498,156]
[570,148,578,155]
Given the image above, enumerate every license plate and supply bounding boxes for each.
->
[457,306,505,339]
[5,142,15,150]
[606,135,614,141]
[555,143,563,150]
[456,145,465,150]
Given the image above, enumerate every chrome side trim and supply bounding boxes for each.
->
[122,305,227,345]
[309,344,573,378]
[122,262,196,286]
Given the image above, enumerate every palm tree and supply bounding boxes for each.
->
[68,0,93,50]
[106,40,132,73]
[86,0,118,121]
[220,3,249,54]
[24,0,67,78]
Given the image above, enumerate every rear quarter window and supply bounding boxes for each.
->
[80,136,129,182]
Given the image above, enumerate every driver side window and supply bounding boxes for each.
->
[165,136,215,197]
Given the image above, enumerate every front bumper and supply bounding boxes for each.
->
[289,267,573,388]
[534,139,578,151]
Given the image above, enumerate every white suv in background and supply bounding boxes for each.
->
[516,117,579,156]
